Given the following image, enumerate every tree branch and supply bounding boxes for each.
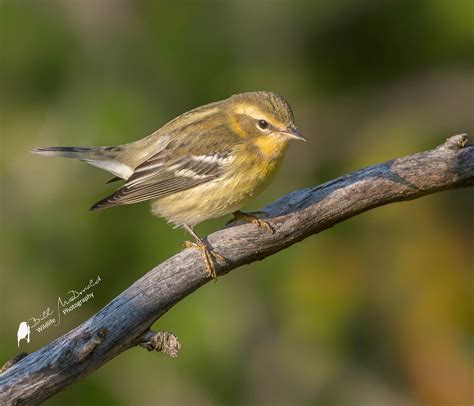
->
[1,134,473,405]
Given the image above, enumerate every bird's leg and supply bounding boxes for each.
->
[227,210,274,233]
[181,224,224,279]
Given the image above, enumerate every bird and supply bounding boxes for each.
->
[31,91,305,278]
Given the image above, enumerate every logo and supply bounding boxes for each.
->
[17,321,31,348]
[16,275,102,347]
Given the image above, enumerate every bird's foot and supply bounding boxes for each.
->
[181,239,223,280]
[227,210,274,233]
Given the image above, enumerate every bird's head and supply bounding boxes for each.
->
[227,92,305,154]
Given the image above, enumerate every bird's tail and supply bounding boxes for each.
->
[31,146,107,158]
[30,146,133,179]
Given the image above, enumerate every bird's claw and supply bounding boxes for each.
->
[227,210,274,233]
[182,240,222,280]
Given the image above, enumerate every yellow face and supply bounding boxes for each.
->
[228,91,305,156]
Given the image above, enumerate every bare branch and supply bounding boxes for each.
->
[1,134,473,405]
[0,354,28,375]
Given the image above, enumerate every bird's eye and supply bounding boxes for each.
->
[257,119,269,131]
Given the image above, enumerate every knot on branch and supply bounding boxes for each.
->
[0,353,28,374]
[75,327,108,361]
[137,330,181,358]
[441,134,469,150]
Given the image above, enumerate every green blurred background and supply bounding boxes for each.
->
[1,1,473,405]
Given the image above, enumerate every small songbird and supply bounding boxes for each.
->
[32,91,305,278]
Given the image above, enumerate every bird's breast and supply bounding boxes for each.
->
[150,147,286,227]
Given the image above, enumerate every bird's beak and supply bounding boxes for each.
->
[281,126,306,142]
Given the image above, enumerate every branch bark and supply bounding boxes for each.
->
[1,134,473,405]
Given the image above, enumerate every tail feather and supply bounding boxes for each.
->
[106,176,122,184]
[90,193,122,211]
[30,146,101,158]
[31,146,133,179]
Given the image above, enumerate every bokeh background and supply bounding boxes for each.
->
[1,1,473,405]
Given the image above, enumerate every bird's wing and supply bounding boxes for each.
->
[90,137,236,210]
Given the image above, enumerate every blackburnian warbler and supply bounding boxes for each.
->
[32,91,305,278]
